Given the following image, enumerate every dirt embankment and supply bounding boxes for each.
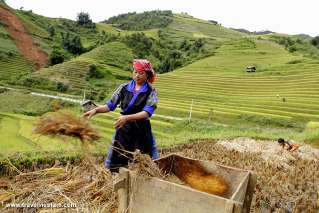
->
[0,6,48,69]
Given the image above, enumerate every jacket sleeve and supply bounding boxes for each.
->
[142,88,158,117]
[105,84,125,111]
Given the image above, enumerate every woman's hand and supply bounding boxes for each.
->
[115,115,129,129]
[82,108,97,120]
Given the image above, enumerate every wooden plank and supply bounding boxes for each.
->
[231,173,249,203]
[242,172,257,213]
[116,168,129,213]
[129,175,242,213]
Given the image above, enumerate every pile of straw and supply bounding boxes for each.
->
[33,112,100,142]
[0,151,165,212]
[1,159,117,212]
[128,150,164,178]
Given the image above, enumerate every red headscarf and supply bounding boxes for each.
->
[133,59,156,84]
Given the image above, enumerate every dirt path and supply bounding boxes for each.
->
[0,6,48,69]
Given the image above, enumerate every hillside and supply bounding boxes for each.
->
[27,11,246,96]
[0,5,48,69]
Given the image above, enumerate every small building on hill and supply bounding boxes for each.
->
[246,66,256,72]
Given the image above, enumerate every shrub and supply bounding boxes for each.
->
[49,49,65,65]
[56,82,69,92]
[87,64,104,79]
[288,46,297,53]
[61,32,85,55]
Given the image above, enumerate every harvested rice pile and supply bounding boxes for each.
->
[33,112,100,142]
[128,150,164,178]
[0,159,117,212]
[217,137,319,168]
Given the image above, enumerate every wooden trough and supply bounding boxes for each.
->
[114,154,257,213]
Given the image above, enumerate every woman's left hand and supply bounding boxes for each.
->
[115,115,129,129]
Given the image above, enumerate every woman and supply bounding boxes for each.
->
[277,138,300,152]
[83,59,158,172]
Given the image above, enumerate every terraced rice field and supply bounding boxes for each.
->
[154,39,319,124]
[35,42,133,94]
[0,23,34,82]
[34,60,91,93]
[0,55,33,82]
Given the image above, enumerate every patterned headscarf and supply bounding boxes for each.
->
[133,59,156,83]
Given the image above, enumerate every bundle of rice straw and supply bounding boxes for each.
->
[128,150,164,178]
[33,111,100,142]
[1,160,117,212]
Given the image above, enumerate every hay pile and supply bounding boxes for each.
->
[33,112,100,142]
[217,137,319,168]
[0,159,117,212]
[0,151,165,213]
[128,150,164,178]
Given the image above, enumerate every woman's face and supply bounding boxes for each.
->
[133,70,147,85]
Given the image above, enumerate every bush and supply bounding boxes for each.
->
[193,38,205,51]
[49,49,65,65]
[56,82,69,92]
[87,64,104,79]
[61,32,85,55]
[288,46,297,53]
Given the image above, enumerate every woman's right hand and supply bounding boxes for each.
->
[82,108,97,120]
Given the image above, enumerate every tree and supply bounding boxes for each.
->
[311,36,319,47]
[76,12,96,29]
